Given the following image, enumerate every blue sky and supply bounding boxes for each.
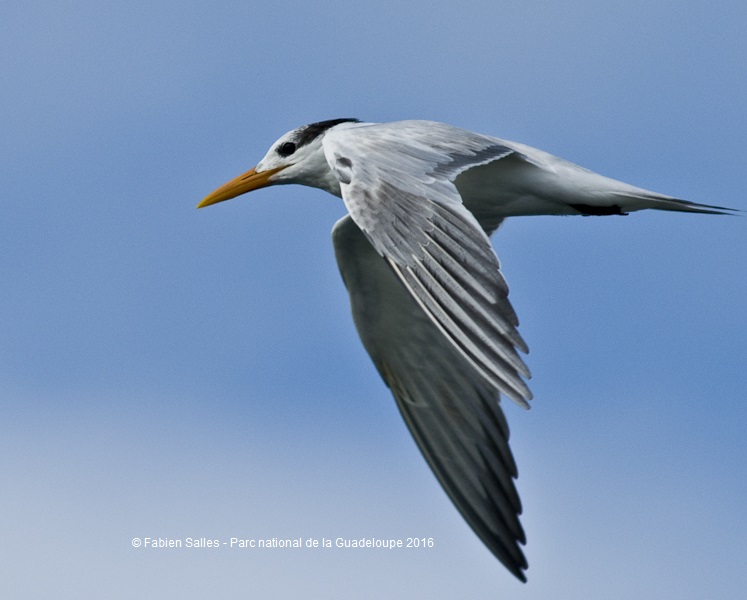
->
[1,1,745,598]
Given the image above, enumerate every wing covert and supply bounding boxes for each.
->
[323,121,532,406]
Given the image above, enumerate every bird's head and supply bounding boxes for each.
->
[197,118,360,208]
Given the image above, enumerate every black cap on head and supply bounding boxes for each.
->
[295,118,360,149]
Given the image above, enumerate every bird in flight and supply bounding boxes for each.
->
[198,119,733,582]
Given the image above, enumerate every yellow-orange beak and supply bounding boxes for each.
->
[197,165,286,208]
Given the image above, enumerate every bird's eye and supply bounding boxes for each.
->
[277,142,296,157]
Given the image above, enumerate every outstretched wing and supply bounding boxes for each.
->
[332,215,527,581]
[323,120,532,407]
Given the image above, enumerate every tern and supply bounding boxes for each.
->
[198,119,733,581]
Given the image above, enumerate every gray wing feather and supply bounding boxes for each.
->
[323,121,532,407]
[332,216,528,581]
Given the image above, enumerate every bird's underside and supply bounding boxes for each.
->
[198,118,736,582]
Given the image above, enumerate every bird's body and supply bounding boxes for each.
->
[198,119,734,582]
